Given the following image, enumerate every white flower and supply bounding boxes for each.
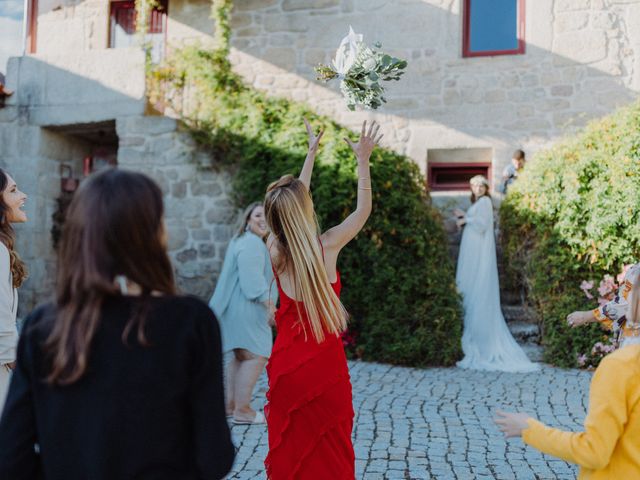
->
[362,57,377,70]
[332,26,363,76]
[315,27,407,111]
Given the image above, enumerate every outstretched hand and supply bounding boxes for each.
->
[345,120,383,161]
[304,117,324,155]
[567,310,594,328]
[494,410,531,438]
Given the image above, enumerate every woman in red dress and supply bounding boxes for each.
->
[263,119,382,479]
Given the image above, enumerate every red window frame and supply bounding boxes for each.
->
[462,0,525,58]
[109,0,168,49]
[428,162,492,192]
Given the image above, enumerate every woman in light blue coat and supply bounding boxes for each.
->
[210,203,277,425]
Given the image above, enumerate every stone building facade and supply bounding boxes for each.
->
[0,46,236,312]
[1,0,639,311]
[227,0,640,187]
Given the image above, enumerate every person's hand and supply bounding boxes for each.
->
[453,208,465,218]
[344,120,383,162]
[456,218,466,228]
[494,410,532,438]
[567,310,595,328]
[4,362,15,371]
[304,117,324,156]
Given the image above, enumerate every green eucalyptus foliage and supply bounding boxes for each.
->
[315,42,407,111]
[149,41,462,366]
[500,101,640,367]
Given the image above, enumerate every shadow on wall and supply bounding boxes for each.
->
[3,48,147,127]
[0,51,236,310]
[0,51,146,314]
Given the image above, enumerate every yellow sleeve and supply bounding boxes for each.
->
[522,355,629,470]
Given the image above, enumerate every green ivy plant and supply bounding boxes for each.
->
[146,1,463,366]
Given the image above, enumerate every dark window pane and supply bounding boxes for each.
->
[469,0,518,53]
[429,164,491,191]
[110,0,167,61]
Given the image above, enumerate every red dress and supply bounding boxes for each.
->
[264,271,355,479]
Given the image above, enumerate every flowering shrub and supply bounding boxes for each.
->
[581,265,633,305]
[577,340,617,369]
[500,100,640,368]
[576,265,632,368]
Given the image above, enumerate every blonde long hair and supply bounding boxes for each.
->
[264,175,348,342]
[236,202,263,238]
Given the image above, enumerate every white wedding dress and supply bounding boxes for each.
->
[456,196,539,372]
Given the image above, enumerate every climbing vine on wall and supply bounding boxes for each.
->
[146,1,464,367]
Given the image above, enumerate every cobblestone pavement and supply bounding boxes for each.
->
[226,361,591,480]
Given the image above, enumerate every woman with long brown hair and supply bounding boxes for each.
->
[0,169,235,480]
[0,169,27,413]
[263,119,381,479]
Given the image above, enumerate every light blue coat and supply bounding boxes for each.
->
[209,231,277,358]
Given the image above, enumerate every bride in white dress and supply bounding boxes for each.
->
[454,175,538,372]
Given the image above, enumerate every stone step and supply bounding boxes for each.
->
[502,304,538,324]
[508,320,540,344]
[500,290,522,306]
[520,343,545,363]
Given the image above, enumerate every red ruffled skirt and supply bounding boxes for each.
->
[264,276,354,479]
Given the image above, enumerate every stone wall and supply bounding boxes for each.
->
[35,0,215,55]
[116,115,237,299]
[28,0,640,187]
[228,0,640,185]
[0,115,88,311]
[4,49,146,126]
[0,49,237,312]
[167,0,216,48]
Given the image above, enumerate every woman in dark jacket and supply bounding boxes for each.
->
[0,168,235,480]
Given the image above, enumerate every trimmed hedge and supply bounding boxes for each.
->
[500,101,640,367]
[150,47,463,366]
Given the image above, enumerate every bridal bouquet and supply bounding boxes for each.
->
[315,27,408,111]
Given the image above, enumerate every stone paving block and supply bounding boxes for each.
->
[224,361,590,479]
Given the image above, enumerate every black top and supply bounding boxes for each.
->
[0,295,235,480]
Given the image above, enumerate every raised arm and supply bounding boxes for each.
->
[299,118,324,190]
[321,120,382,252]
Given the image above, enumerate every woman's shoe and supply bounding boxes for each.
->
[232,411,266,425]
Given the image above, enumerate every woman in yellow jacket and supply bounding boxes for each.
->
[495,280,640,479]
